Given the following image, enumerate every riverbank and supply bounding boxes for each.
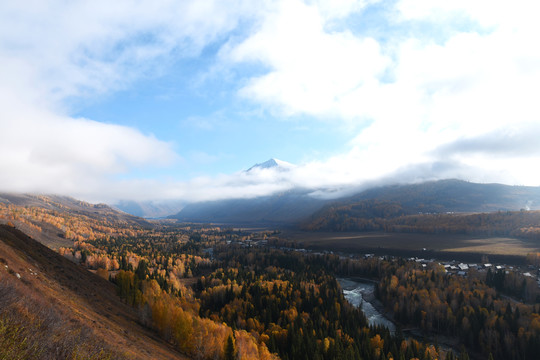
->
[338,278,396,332]
[338,277,464,357]
[340,277,395,323]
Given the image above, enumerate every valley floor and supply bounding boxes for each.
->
[283,230,540,261]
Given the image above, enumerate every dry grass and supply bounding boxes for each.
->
[285,231,540,256]
[443,237,539,256]
[0,276,123,360]
[0,225,188,360]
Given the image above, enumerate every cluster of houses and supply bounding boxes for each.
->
[209,235,540,288]
[410,257,540,286]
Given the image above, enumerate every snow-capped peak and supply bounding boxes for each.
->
[247,158,295,172]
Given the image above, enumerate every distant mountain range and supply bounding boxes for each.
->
[171,189,326,226]
[13,159,540,229]
[3,174,540,232]
[112,199,185,219]
[302,179,540,232]
[171,172,540,227]
[339,179,540,214]
[113,158,296,219]
[172,158,324,225]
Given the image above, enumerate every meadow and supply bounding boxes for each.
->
[284,231,540,263]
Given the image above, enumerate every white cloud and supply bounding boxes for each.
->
[0,0,255,202]
[2,0,540,205]
[223,0,389,119]
[0,1,255,103]
[218,0,540,195]
[0,103,176,196]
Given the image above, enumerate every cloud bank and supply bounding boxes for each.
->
[0,0,250,201]
[1,0,540,203]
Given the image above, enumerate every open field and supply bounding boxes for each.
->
[443,237,540,256]
[282,231,540,263]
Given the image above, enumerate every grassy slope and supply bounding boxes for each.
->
[0,225,188,360]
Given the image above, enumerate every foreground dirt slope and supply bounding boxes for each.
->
[0,224,188,360]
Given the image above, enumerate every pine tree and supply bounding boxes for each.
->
[224,335,235,360]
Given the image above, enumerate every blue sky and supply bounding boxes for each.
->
[75,69,351,180]
[1,0,540,203]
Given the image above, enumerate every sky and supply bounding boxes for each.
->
[1,0,540,204]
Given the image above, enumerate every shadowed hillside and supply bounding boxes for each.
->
[173,179,540,229]
[172,189,327,226]
[346,179,540,213]
[302,180,540,232]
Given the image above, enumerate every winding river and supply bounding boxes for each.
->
[339,278,463,356]
[338,278,396,332]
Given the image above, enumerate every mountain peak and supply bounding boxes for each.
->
[247,158,294,171]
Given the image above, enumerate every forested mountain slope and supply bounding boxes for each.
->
[172,189,328,226]
[174,180,540,228]
[345,179,540,213]
[303,180,540,232]
[0,192,152,249]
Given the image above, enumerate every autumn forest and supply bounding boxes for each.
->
[2,196,540,360]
